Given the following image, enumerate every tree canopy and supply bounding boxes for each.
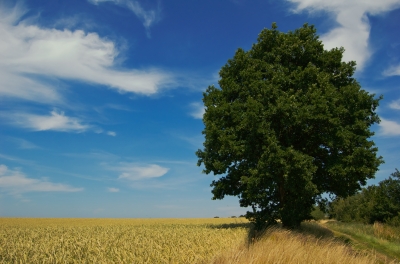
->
[196,23,383,229]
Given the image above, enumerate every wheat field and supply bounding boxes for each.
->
[0,218,384,263]
[0,218,249,263]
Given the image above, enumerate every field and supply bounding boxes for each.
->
[0,218,249,263]
[0,218,395,263]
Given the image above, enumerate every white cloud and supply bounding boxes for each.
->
[107,131,117,136]
[0,5,174,105]
[383,65,400,76]
[88,0,160,37]
[115,163,169,181]
[0,71,61,104]
[107,187,120,192]
[389,99,400,110]
[17,140,39,149]
[287,0,400,71]
[5,109,89,132]
[379,118,400,136]
[0,164,83,193]
[6,137,40,149]
[189,102,205,119]
[178,134,204,149]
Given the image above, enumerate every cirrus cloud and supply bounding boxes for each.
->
[0,4,174,105]
[0,164,83,193]
[114,163,169,181]
[88,0,160,38]
[389,99,400,110]
[384,65,400,76]
[2,109,90,132]
[107,131,117,137]
[107,187,120,192]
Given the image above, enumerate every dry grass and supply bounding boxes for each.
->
[0,218,249,263]
[373,222,400,243]
[211,223,377,264]
[325,221,400,262]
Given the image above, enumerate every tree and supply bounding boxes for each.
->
[196,23,383,229]
[329,192,365,223]
[369,169,400,224]
[330,169,400,225]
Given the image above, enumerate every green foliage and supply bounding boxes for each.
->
[196,23,383,229]
[330,169,400,225]
[311,205,326,221]
[329,193,365,223]
[386,214,400,227]
[368,169,400,224]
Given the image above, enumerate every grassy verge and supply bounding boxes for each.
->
[210,222,377,264]
[322,221,400,263]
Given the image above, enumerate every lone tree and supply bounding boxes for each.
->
[196,23,383,229]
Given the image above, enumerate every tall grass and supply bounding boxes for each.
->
[326,221,400,243]
[211,222,376,264]
[373,222,400,243]
[325,221,400,261]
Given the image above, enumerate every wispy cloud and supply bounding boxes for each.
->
[0,4,174,105]
[101,158,206,189]
[379,118,400,136]
[189,102,205,119]
[6,137,40,149]
[383,65,400,76]
[112,163,169,181]
[107,187,120,192]
[389,99,400,110]
[3,110,89,132]
[0,164,83,193]
[176,134,204,149]
[107,131,117,136]
[287,0,400,71]
[62,151,120,162]
[88,0,160,37]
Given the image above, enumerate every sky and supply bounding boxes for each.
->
[1,0,400,218]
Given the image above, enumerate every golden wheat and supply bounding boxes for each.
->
[0,218,248,263]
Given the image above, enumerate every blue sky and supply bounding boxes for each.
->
[1,0,400,218]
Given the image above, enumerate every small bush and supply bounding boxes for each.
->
[386,214,400,227]
[311,205,326,221]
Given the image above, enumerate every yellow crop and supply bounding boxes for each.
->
[0,218,248,263]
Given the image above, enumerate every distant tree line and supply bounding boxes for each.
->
[329,169,400,226]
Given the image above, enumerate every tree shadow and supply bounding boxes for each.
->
[244,221,338,247]
[297,221,336,239]
[207,220,340,248]
[206,222,253,230]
